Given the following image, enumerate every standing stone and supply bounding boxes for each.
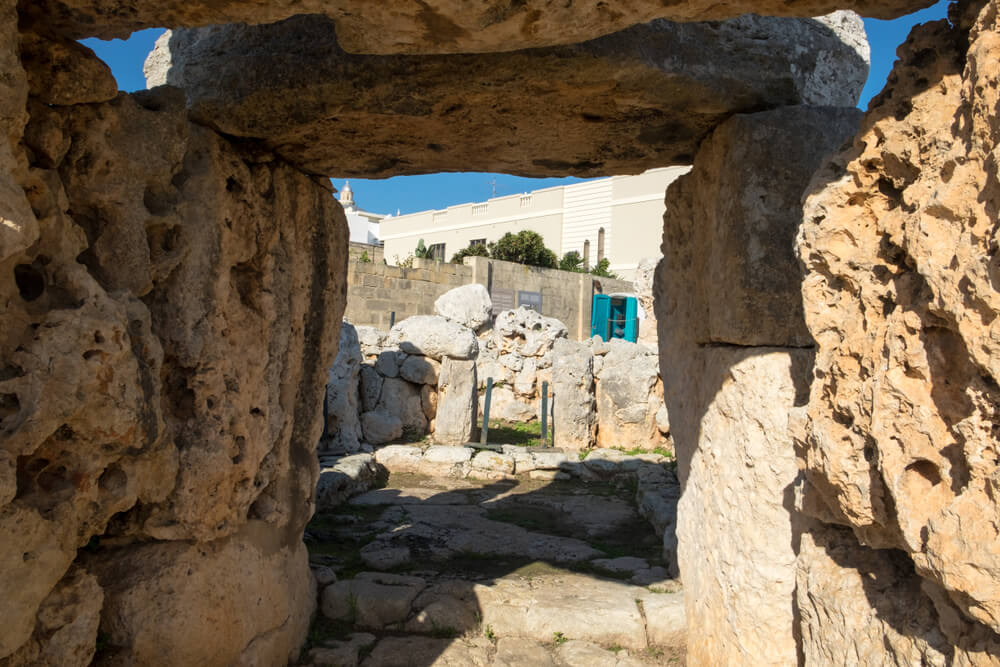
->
[552,339,596,450]
[595,346,662,449]
[434,284,492,330]
[376,378,427,435]
[321,322,363,455]
[434,358,477,445]
[633,258,660,346]
[359,364,383,413]
[655,105,862,665]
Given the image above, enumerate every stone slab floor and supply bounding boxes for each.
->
[299,469,685,666]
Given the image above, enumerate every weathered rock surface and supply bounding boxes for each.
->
[553,339,596,450]
[361,410,403,446]
[322,572,426,629]
[387,316,478,360]
[377,378,428,435]
[315,453,378,509]
[595,343,666,450]
[796,0,1000,653]
[633,258,660,346]
[796,522,961,665]
[398,355,440,386]
[321,322,363,455]
[656,105,861,664]
[434,358,477,445]
[491,307,568,357]
[362,636,492,667]
[147,13,868,177]
[19,33,117,106]
[434,283,492,330]
[31,0,921,49]
[1,566,102,667]
[89,536,315,666]
[0,82,345,663]
[664,105,863,348]
[476,573,648,649]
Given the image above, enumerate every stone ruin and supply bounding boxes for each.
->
[321,286,671,457]
[1,0,998,663]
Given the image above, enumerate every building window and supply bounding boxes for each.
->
[597,227,605,262]
[470,238,486,247]
[472,204,488,216]
[428,243,446,261]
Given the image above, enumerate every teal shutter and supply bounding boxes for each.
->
[591,294,611,341]
[624,297,638,342]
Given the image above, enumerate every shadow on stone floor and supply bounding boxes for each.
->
[300,461,685,666]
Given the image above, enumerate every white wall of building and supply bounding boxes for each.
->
[378,167,691,278]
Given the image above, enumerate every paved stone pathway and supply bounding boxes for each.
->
[300,461,685,666]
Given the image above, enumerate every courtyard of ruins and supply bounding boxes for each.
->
[1,0,998,664]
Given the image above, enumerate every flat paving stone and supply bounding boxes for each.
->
[475,572,648,649]
[492,638,558,667]
[362,636,492,667]
[373,504,603,563]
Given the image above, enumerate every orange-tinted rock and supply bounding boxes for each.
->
[797,0,1000,651]
[0,84,346,662]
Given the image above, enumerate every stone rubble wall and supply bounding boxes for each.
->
[323,303,672,456]
[0,21,346,666]
[795,0,1000,660]
[345,254,635,340]
[655,104,863,665]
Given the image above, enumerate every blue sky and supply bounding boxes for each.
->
[83,1,949,215]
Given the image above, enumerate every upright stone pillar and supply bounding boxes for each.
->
[654,105,861,665]
[552,339,596,450]
[435,358,477,444]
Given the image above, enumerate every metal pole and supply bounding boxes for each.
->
[540,381,548,445]
[389,311,396,328]
[550,389,555,446]
[480,377,493,446]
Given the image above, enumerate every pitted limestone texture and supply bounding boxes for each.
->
[145,13,868,177]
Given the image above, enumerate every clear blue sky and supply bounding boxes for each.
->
[83,1,949,215]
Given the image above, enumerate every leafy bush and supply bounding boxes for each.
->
[487,230,557,268]
[558,251,584,272]
[451,242,490,264]
[590,257,618,279]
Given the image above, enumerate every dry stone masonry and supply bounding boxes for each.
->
[1,39,346,664]
[1,0,998,663]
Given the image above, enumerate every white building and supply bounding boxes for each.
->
[379,167,690,281]
[339,181,385,245]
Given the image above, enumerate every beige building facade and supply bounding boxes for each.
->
[379,167,690,280]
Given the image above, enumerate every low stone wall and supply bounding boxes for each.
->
[344,258,469,331]
[478,308,670,452]
[346,256,636,340]
[348,242,384,264]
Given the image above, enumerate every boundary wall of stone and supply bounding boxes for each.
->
[345,256,634,339]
